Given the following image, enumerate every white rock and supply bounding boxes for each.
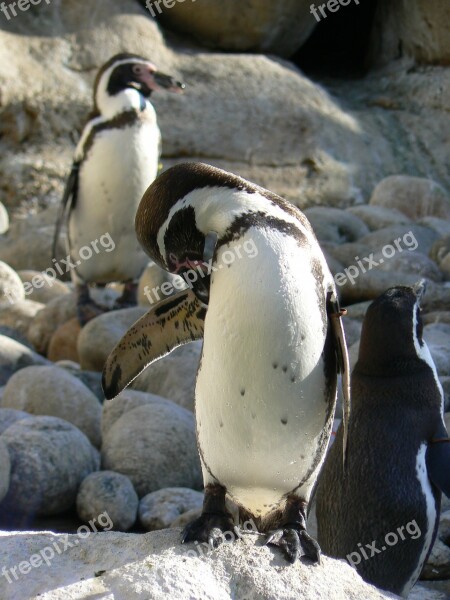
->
[0,202,9,235]
[139,487,204,531]
[0,416,99,516]
[101,401,202,497]
[0,261,24,306]
[0,529,397,600]
[0,334,50,386]
[76,471,138,532]
[2,365,102,447]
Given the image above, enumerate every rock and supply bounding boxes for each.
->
[156,0,317,57]
[0,261,24,306]
[0,528,398,599]
[0,299,45,340]
[0,408,33,435]
[422,537,450,580]
[430,236,450,280]
[358,225,438,256]
[78,306,147,372]
[344,301,372,320]
[418,217,450,239]
[370,251,443,283]
[17,270,70,304]
[138,262,185,306]
[101,389,169,438]
[2,366,102,447]
[101,401,202,497]
[73,371,104,403]
[369,176,450,221]
[343,318,362,348]
[133,342,201,412]
[0,334,50,386]
[170,506,203,530]
[410,584,448,600]
[47,318,81,363]
[303,207,369,244]
[0,202,9,234]
[328,242,373,269]
[27,289,118,356]
[0,438,10,503]
[139,487,204,531]
[0,416,99,516]
[441,378,450,411]
[370,0,450,66]
[0,326,34,349]
[423,324,450,376]
[76,471,138,532]
[338,270,422,305]
[423,312,450,326]
[346,205,412,231]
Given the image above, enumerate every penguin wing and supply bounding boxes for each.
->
[52,161,80,262]
[327,293,351,467]
[102,289,206,400]
[426,424,450,498]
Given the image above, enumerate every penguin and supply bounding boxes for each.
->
[315,282,450,597]
[52,53,185,324]
[102,162,350,563]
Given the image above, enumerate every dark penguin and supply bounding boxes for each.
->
[316,282,450,597]
[52,53,185,324]
[102,162,350,563]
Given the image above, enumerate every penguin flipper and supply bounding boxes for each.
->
[102,289,206,400]
[427,426,450,498]
[327,293,351,467]
[52,161,80,262]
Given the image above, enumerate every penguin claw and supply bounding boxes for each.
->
[265,526,321,564]
[181,512,236,548]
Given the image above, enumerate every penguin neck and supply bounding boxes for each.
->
[95,88,152,120]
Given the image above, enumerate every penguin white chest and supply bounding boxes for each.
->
[69,119,160,283]
[195,229,335,516]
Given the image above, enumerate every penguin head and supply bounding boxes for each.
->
[356,281,427,374]
[93,53,185,117]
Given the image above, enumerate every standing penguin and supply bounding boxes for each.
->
[316,282,450,596]
[53,53,185,324]
[102,162,350,563]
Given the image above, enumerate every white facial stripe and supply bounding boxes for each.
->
[412,300,445,418]
[96,59,152,118]
[156,186,331,284]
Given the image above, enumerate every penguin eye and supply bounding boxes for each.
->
[132,64,144,75]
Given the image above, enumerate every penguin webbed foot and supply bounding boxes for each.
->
[181,511,236,549]
[265,525,321,564]
[113,282,138,310]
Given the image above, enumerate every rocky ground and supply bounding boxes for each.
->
[0,0,449,599]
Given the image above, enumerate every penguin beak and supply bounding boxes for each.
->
[413,279,427,302]
[138,67,185,94]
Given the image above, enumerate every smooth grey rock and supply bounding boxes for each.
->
[358,225,439,256]
[0,299,45,339]
[2,366,102,447]
[369,176,450,221]
[346,205,412,231]
[304,207,370,244]
[0,416,99,516]
[418,217,450,239]
[76,471,138,532]
[0,334,50,386]
[0,529,397,600]
[101,402,202,497]
[132,342,201,412]
[17,270,70,305]
[0,408,33,435]
[371,250,443,282]
[139,487,204,531]
[0,437,10,503]
[430,236,450,280]
[0,261,24,306]
[343,318,363,348]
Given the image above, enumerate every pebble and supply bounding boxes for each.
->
[0,407,33,435]
[47,317,81,363]
[0,334,49,386]
[17,270,70,304]
[139,487,204,531]
[346,205,412,231]
[304,207,369,244]
[0,261,24,306]
[0,299,45,340]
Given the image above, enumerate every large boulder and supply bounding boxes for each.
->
[0,529,398,599]
[155,0,317,57]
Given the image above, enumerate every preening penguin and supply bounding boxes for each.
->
[316,282,450,597]
[53,53,185,324]
[102,162,350,563]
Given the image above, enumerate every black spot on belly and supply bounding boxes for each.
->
[282,365,288,373]
[281,418,288,425]
[240,389,245,396]
[273,362,278,369]
[290,376,296,383]
[251,413,256,419]
[219,421,223,428]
